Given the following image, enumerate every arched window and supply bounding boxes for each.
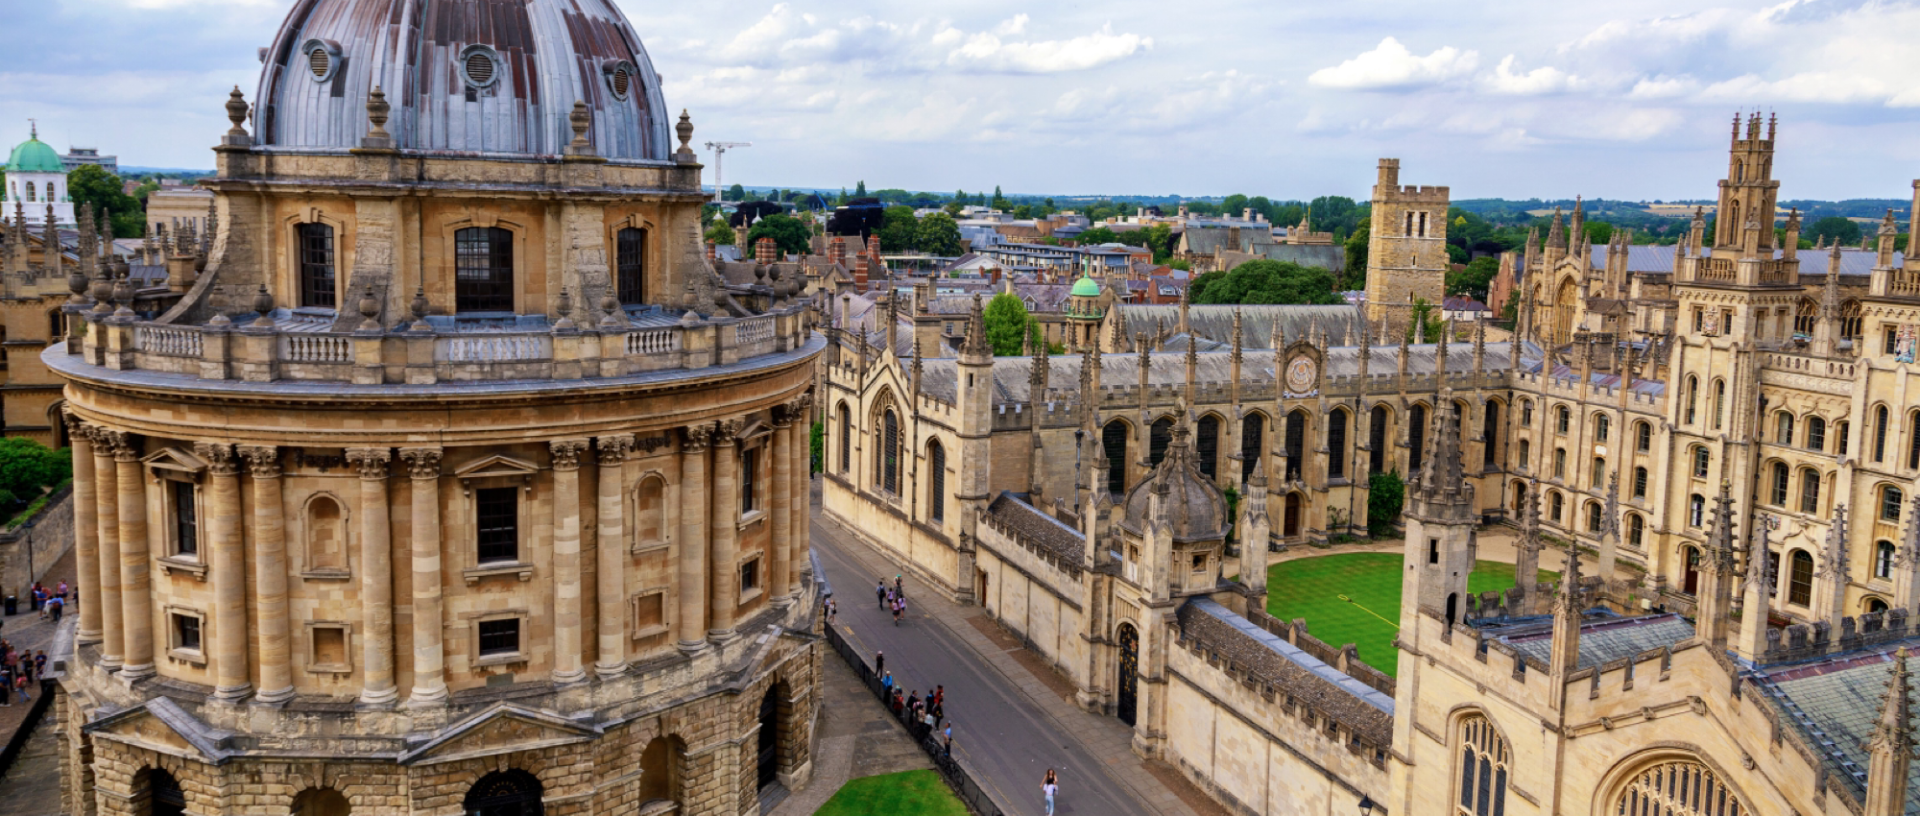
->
[1369,406,1390,475]
[1104,420,1130,494]
[1883,485,1904,522]
[1632,466,1648,499]
[1196,414,1220,479]
[1689,494,1705,527]
[1149,417,1173,466]
[1409,404,1428,471]
[1841,300,1863,340]
[1549,491,1563,522]
[1692,446,1710,479]
[1776,411,1794,445]
[616,227,648,305]
[878,409,899,494]
[1520,399,1533,426]
[637,736,684,804]
[465,769,545,816]
[24,182,34,203]
[1613,758,1747,816]
[927,441,946,523]
[1799,469,1821,515]
[1518,439,1530,469]
[134,767,186,816]
[1877,541,1896,580]
[1595,413,1610,442]
[455,226,515,312]
[1553,448,1566,479]
[1555,405,1570,435]
[1285,410,1308,481]
[1806,416,1826,452]
[1635,420,1652,452]
[1684,376,1698,425]
[1628,513,1644,549]
[1590,456,1605,487]
[1909,410,1920,470]
[1794,297,1818,335]
[1874,405,1890,463]
[1789,550,1814,606]
[1711,379,1726,430]
[1481,402,1500,468]
[1588,501,1604,532]
[1870,597,1891,613]
[1328,409,1349,480]
[836,403,850,473]
[1242,413,1265,482]
[1770,462,1789,506]
[1454,715,1510,816]
[298,223,337,309]
[290,787,351,816]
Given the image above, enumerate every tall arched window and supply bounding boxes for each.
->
[616,227,648,305]
[1149,417,1173,466]
[1776,411,1794,445]
[1711,379,1726,430]
[1877,541,1896,580]
[1684,376,1698,425]
[878,409,899,494]
[1627,513,1644,548]
[1369,406,1390,474]
[455,226,515,312]
[1481,401,1500,468]
[1770,462,1789,506]
[135,767,187,816]
[1874,405,1890,463]
[1838,420,1852,457]
[927,441,946,523]
[24,182,35,203]
[1807,416,1826,452]
[1883,485,1905,522]
[1553,448,1566,479]
[1520,399,1533,426]
[1104,420,1130,494]
[1196,414,1220,479]
[1554,405,1569,435]
[1549,491,1563,522]
[1689,494,1705,527]
[836,403,850,473]
[1285,410,1307,481]
[1841,300,1863,341]
[1692,446,1710,478]
[1789,550,1814,606]
[1909,410,1920,470]
[1241,414,1264,482]
[307,495,346,571]
[1794,297,1818,335]
[1454,715,1510,816]
[1590,456,1606,488]
[1588,501,1604,532]
[1799,468,1821,515]
[1635,420,1652,452]
[298,223,337,309]
[1633,466,1648,499]
[1409,404,1428,471]
[1595,413,1610,442]
[1328,409,1349,480]
[1614,759,1747,816]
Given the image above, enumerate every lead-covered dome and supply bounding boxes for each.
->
[254,0,670,161]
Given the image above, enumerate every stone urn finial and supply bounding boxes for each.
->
[599,290,624,329]
[553,286,575,330]
[367,86,391,138]
[225,87,250,137]
[358,285,381,331]
[569,100,592,148]
[673,110,696,163]
[409,286,432,331]
[251,283,275,327]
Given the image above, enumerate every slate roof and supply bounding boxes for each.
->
[1566,245,1902,279]
[1519,358,1669,396]
[1752,641,1920,813]
[1117,304,1366,349]
[985,492,1085,566]
[1501,613,1695,670]
[1179,598,1394,744]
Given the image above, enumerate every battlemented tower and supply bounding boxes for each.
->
[1364,158,1449,331]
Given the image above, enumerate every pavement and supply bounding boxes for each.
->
[766,637,930,816]
[0,546,75,816]
[809,494,1228,816]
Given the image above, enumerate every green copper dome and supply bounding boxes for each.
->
[7,134,64,174]
[1071,276,1101,297]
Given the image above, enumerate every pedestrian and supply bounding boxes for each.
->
[894,574,904,599]
[942,722,953,756]
[891,598,902,626]
[1043,769,1059,816]
[875,650,885,676]
[881,671,893,693]
[932,701,944,729]
[56,581,67,603]
[876,580,887,609]
[49,596,62,623]
[922,707,936,732]
[15,674,29,703]
[907,690,919,714]
[933,684,944,708]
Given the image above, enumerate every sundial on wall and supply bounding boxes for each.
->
[1285,355,1318,396]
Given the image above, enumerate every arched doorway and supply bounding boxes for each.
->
[1682,546,1701,595]
[291,787,351,816]
[638,736,683,805]
[757,683,787,788]
[1116,623,1139,726]
[1445,592,1459,627]
[464,770,544,816]
[1283,493,1302,538]
[135,768,186,816]
[1511,481,1526,516]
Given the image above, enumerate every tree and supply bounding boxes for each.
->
[1342,221,1370,290]
[809,421,823,474]
[0,438,70,513]
[1187,260,1344,306]
[1403,297,1445,343]
[66,164,145,237]
[1808,216,1862,247]
[1583,220,1614,245]
[991,185,1010,210]
[1221,194,1249,217]
[1077,226,1119,246]
[915,212,965,257]
[725,183,746,202]
[854,181,867,197]
[1447,256,1499,300]
[982,293,1032,356]
[743,214,810,257]
[944,200,965,218]
[877,205,919,252]
[1367,469,1404,537]
[704,218,736,247]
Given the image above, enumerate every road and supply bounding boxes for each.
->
[810,515,1161,816]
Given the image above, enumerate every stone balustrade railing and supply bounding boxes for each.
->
[80,304,813,386]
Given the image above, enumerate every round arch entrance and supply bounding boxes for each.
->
[1116,623,1140,726]
[464,769,544,816]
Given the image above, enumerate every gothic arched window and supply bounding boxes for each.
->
[927,441,946,523]
[1328,409,1350,481]
[1789,550,1814,606]
[1614,759,1747,816]
[879,409,899,495]
[1455,715,1509,816]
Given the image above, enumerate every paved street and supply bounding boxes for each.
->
[810,501,1224,816]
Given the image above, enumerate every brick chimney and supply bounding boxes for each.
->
[855,250,870,290]
[755,236,777,265]
[705,241,716,264]
[830,235,847,267]
[989,267,1002,285]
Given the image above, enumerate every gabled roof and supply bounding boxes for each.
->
[1116,304,1363,350]
[1754,639,1920,813]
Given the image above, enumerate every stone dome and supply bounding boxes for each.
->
[1120,421,1230,542]
[7,131,63,174]
[253,0,670,161]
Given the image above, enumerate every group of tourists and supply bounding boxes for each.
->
[876,576,908,625]
[28,581,68,623]
[0,640,45,706]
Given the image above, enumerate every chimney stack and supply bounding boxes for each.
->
[755,235,777,265]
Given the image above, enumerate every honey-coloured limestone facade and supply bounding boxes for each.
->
[46,1,823,815]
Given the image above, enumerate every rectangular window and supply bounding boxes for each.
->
[1633,467,1647,499]
[1888,326,1901,356]
[1428,539,1439,564]
[741,558,761,595]
[477,618,520,657]
[741,447,759,514]
[455,226,515,312]
[173,481,198,557]
[475,487,519,563]
[173,614,202,653]
[298,223,337,309]
[616,227,648,306]
[1801,472,1820,515]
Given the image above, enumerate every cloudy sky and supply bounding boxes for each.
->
[5,0,1920,201]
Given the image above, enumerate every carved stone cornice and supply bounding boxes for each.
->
[345,447,392,481]
[713,418,743,447]
[596,435,634,466]
[194,442,239,477]
[550,439,588,471]
[61,410,89,442]
[683,424,714,454]
[237,445,281,479]
[398,448,443,480]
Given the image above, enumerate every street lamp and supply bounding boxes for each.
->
[1357,794,1375,816]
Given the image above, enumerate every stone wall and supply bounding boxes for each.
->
[0,488,73,600]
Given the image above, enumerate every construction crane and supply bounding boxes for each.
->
[703,141,751,203]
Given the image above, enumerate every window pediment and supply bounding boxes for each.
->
[143,447,208,481]
[455,454,539,494]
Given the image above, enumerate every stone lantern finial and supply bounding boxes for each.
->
[361,86,394,150]
[564,101,597,158]
[674,110,697,164]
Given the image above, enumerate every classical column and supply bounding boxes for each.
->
[770,409,795,605]
[709,419,742,643]
[550,439,589,685]
[196,443,250,701]
[346,448,396,706]
[239,445,292,703]
[400,448,447,704]
[790,393,813,592]
[595,435,634,677]
[89,428,124,670]
[66,417,102,644]
[113,432,155,680]
[677,425,712,651]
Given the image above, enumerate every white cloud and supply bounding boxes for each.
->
[1484,55,1579,95]
[945,23,1151,73]
[1308,37,1479,90]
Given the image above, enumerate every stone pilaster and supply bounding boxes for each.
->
[792,393,813,590]
[196,443,250,701]
[595,434,634,677]
[111,433,154,680]
[346,447,396,706]
[709,419,742,643]
[238,445,292,703]
[771,411,794,605]
[550,439,589,686]
[88,428,123,670]
[400,447,447,704]
[678,425,712,651]
[66,417,101,644]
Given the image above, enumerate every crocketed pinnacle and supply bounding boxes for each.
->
[1546,206,1567,249]
[960,293,989,358]
[1409,403,1473,522]
[1871,647,1915,757]
[1705,479,1738,573]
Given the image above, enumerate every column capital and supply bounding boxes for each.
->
[550,439,589,472]
[713,417,743,447]
[61,409,91,441]
[98,429,139,462]
[683,423,714,453]
[237,444,281,479]
[345,447,392,480]
[195,442,239,476]
[596,434,635,466]
[398,447,443,479]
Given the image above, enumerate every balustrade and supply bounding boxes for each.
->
[280,334,351,363]
[134,326,203,358]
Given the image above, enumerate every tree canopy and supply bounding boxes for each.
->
[67,164,145,237]
[1446,256,1500,301]
[982,293,1032,356]
[0,438,71,512]
[915,212,965,256]
[1188,260,1344,306]
[704,218,736,247]
[743,214,810,257]
[1807,216,1863,247]
[1341,222,1369,290]
[1403,297,1445,343]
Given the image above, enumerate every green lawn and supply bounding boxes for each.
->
[1265,553,1558,677]
[813,769,969,816]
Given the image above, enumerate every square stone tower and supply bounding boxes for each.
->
[1364,158,1449,330]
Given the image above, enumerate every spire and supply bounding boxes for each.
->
[960,293,990,359]
[1546,206,1567,249]
[1569,196,1585,243]
[1549,538,1585,676]
[1820,504,1852,627]
[1516,479,1544,603]
[1230,308,1244,368]
[1699,479,1740,648]
[1864,648,1916,816]
[1895,494,1920,611]
[1736,522,1773,660]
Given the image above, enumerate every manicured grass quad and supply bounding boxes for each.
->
[812,769,970,816]
[1264,553,1558,677]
